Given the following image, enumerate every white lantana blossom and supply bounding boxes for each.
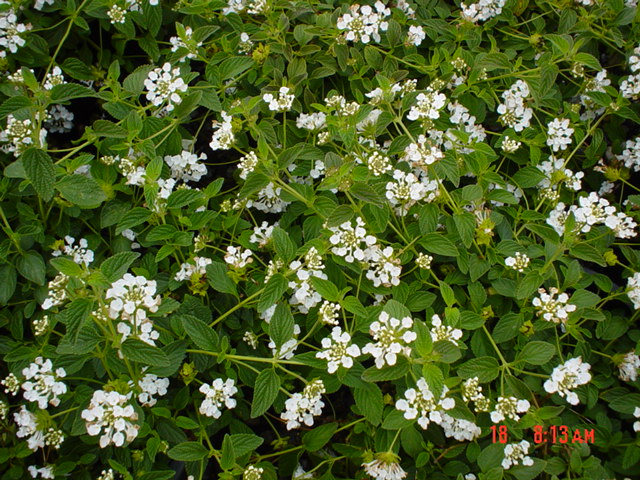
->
[199,378,238,418]
[336,2,391,44]
[460,0,506,22]
[144,63,188,112]
[505,252,530,272]
[532,287,576,325]
[362,455,407,480]
[263,87,294,112]
[627,272,640,309]
[0,114,47,157]
[210,111,235,150]
[164,150,207,183]
[81,390,140,448]
[105,273,162,346]
[316,327,361,373]
[544,357,592,405]
[328,216,377,263]
[52,235,94,267]
[502,440,533,470]
[618,351,640,382]
[395,379,455,429]
[546,118,574,152]
[21,357,67,409]
[281,379,325,430]
[430,314,463,346]
[407,89,447,123]
[490,397,530,423]
[497,80,532,132]
[224,246,253,269]
[174,256,212,282]
[138,374,170,407]
[362,311,417,368]
[365,245,402,287]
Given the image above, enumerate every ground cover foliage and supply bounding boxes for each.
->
[2,0,640,478]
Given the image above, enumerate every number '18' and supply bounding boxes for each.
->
[490,425,508,443]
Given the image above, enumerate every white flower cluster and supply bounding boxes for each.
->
[490,397,530,423]
[445,101,487,152]
[363,150,392,176]
[52,235,94,267]
[325,94,360,117]
[250,221,277,247]
[14,405,58,450]
[365,245,402,287]
[502,440,533,470]
[199,378,238,418]
[439,413,482,441]
[363,311,417,368]
[416,253,433,270]
[170,26,203,62]
[269,323,301,359]
[238,151,259,180]
[618,351,640,382]
[365,79,416,106]
[318,300,340,325]
[43,66,66,90]
[45,104,74,134]
[497,80,532,132]
[117,150,146,186]
[501,136,522,153]
[246,182,290,213]
[263,87,294,112]
[536,156,584,199]
[621,45,640,99]
[396,379,455,429]
[462,377,490,412]
[0,114,47,157]
[144,63,188,113]
[0,9,30,57]
[210,111,235,150]
[430,314,463,346]
[580,70,611,120]
[362,457,407,480]
[532,287,576,325]
[328,217,377,263]
[406,25,425,46]
[546,192,637,239]
[138,374,170,407]
[105,273,162,345]
[20,357,67,409]
[223,0,268,15]
[2,372,20,394]
[42,273,70,310]
[224,246,253,269]
[165,150,207,183]
[385,169,439,216]
[544,357,592,405]
[505,252,530,272]
[628,272,640,309]
[296,112,327,131]
[81,390,140,448]
[618,136,640,172]
[288,247,327,313]
[336,2,390,44]
[460,0,506,22]
[175,256,212,282]
[28,465,55,479]
[316,327,361,373]
[407,89,447,123]
[402,135,444,168]
[238,32,253,54]
[546,118,574,152]
[243,465,264,480]
[281,379,325,430]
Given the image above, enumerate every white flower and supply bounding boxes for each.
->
[628,272,640,309]
[210,111,235,151]
[21,357,67,409]
[238,151,259,180]
[336,2,391,44]
[105,273,162,346]
[385,169,439,216]
[199,378,238,418]
[281,380,325,430]
[439,413,482,441]
[618,351,640,382]
[328,217,378,263]
[52,235,94,267]
[28,465,55,479]
[505,252,530,272]
[246,182,290,213]
[396,379,455,429]
[174,256,212,282]
[362,455,407,480]
[243,465,264,480]
[41,273,69,310]
[402,135,443,167]
[318,300,340,325]
[406,25,425,46]
[170,26,203,62]
[634,406,640,432]
[144,63,188,112]
[362,310,416,368]
[0,10,30,55]
[407,90,447,123]
[416,253,433,270]
[0,114,47,157]
[430,314,463,346]
[546,118,574,152]
[45,104,74,133]
[250,221,277,247]
[365,245,402,287]
[460,0,506,22]
[544,357,592,405]
[490,397,530,423]
[238,32,253,54]
[263,87,294,112]
[14,405,45,450]
[502,440,533,470]
[618,136,640,172]
[316,327,361,373]
[365,151,392,176]
[225,246,253,269]
[81,390,140,448]
[138,374,170,407]
[165,150,207,183]
[2,373,20,395]
[269,324,301,359]
[532,287,576,325]
[288,248,327,314]
[243,331,258,349]
[497,80,532,132]
[43,66,66,90]
[296,112,327,130]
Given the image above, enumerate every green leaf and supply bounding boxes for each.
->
[475,52,512,71]
[354,384,383,426]
[419,233,458,257]
[513,166,545,188]
[492,313,523,343]
[50,257,84,277]
[269,303,294,349]
[123,64,154,94]
[516,341,555,365]
[341,296,367,318]
[116,208,152,235]
[458,356,500,383]
[239,172,270,199]
[229,434,264,458]
[93,119,128,138]
[414,320,433,357]
[439,281,456,307]
[272,227,296,263]
[121,339,169,367]
[22,148,55,201]
[310,276,340,302]
[49,83,96,102]
[167,442,208,462]
[205,261,238,296]
[350,182,386,208]
[382,409,412,430]
[167,189,204,209]
[100,252,140,283]
[433,340,461,363]
[62,297,94,343]
[516,272,543,300]
[0,264,17,304]
[362,357,410,381]
[0,96,32,120]
[569,243,606,267]
[251,369,281,418]
[257,273,288,313]
[17,251,46,285]
[219,56,254,81]
[303,423,338,452]
[181,314,218,351]
[55,175,107,208]
[220,435,235,470]
[453,212,475,249]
